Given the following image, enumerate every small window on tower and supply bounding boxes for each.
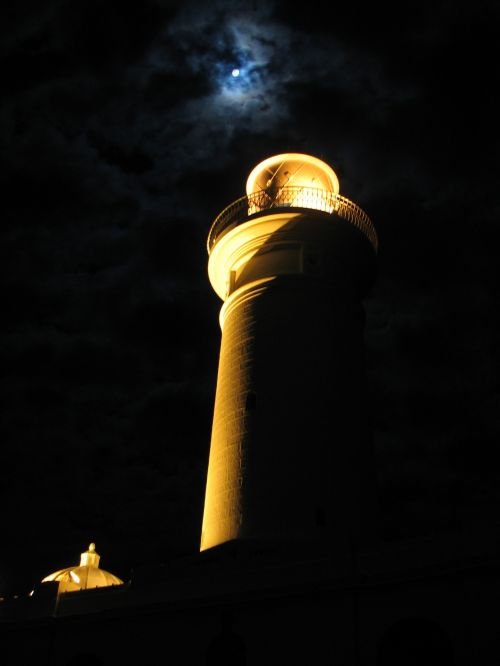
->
[245,391,257,412]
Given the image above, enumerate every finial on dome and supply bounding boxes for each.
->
[80,542,100,568]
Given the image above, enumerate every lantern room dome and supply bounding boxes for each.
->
[245,153,340,198]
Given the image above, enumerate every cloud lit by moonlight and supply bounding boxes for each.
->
[142,2,413,179]
[161,10,292,127]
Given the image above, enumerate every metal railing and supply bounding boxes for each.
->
[207,186,378,253]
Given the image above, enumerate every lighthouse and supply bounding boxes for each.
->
[200,153,378,554]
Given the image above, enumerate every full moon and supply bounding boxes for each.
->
[231,68,240,77]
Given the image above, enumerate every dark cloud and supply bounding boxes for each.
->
[1,0,499,592]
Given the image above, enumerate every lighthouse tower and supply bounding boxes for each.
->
[200,153,377,554]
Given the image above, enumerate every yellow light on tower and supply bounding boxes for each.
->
[246,152,340,214]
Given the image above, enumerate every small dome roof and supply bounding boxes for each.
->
[42,543,123,592]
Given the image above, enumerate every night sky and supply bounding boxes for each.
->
[2,0,499,594]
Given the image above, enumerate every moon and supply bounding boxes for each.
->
[231,68,240,77]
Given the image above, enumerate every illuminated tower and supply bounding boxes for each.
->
[200,154,377,553]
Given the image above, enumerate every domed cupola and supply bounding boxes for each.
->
[41,543,123,593]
